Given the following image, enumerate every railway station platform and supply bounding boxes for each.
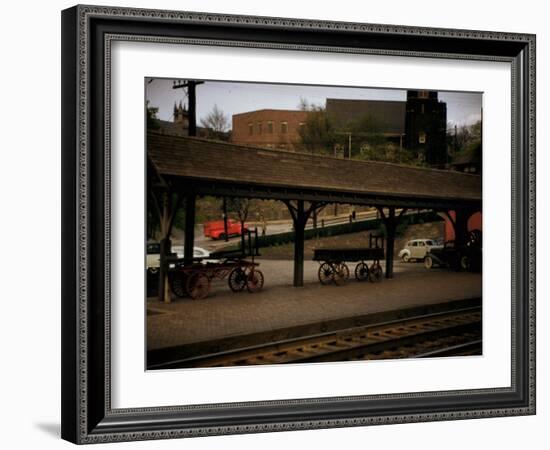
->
[147,259,482,367]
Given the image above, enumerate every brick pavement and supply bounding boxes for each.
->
[147,259,482,351]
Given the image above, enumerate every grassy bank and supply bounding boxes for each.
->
[259,221,445,260]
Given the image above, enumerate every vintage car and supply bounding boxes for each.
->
[146,243,215,274]
[203,219,248,240]
[424,230,482,272]
[398,239,443,262]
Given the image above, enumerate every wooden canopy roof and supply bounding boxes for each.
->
[147,132,481,209]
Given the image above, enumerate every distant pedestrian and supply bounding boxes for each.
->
[261,216,267,236]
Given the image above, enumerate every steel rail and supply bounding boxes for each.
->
[150,306,481,369]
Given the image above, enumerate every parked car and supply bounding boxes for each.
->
[424,230,482,272]
[203,219,248,240]
[398,239,443,262]
[146,242,166,273]
[146,243,215,273]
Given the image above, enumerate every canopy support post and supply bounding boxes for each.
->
[377,207,407,279]
[385,207,396,279]
[283,200,326,287]
[184,194,196,266]
[293,200,306,287]
[157,191,182,304]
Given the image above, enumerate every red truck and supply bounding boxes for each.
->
[203,219,248,240]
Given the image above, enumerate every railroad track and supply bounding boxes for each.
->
[151,307,482,369]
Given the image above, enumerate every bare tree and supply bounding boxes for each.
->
[226,198,251,231]
[200,104,229,139]
[298,97,310,111]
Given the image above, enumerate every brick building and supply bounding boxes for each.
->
[231,91,448,164]
[231,109,309,150]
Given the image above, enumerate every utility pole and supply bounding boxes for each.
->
[172,79,204,269]
[172,79,205,136]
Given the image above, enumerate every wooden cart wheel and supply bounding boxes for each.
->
[245,268,264,293]
[169,272,187,298]
[318,262,334,285]
[185,272,211,299]
[228,267,247,292]
[460,255,470,271]
[368,262,383,283]
[354,262,370,282]
[333,262,350,286]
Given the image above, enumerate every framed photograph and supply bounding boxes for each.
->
[61,5,536,444]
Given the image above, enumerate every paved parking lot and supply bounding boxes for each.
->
[147,259,482,351]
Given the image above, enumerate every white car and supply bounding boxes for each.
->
[398,239,443,262]
[146,243,214,273]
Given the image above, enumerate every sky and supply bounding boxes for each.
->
[146,78,482,129]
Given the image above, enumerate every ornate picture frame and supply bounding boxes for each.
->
[61,5,535,444]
